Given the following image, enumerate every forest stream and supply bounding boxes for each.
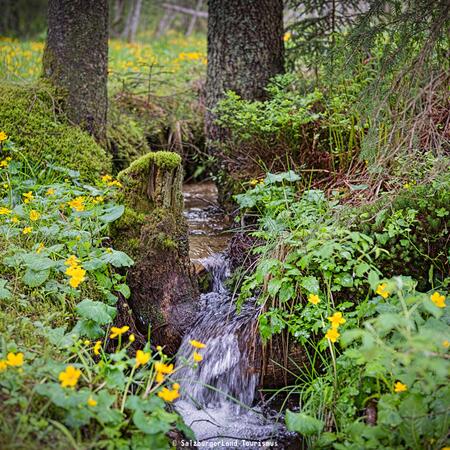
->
[176,182,293,447]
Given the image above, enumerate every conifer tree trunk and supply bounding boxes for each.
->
[206,0,284,145]
[43,0,108,143]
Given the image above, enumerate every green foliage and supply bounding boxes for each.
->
[0,81,111,180]
[290,277,449,449]
[236,172,382,344]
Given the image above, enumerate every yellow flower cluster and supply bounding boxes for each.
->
[154,361,174,383]
[65,255,86,288]
[0,352,24,372]
[101,174,122,188]
[22,191,33,204]
[189,339,206,362]
[325,312,346,343]
[68,196,85,212]
[0,156,11,167]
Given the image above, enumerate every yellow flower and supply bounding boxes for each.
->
[46,188,55,196]
[156,345,163,352]
[430,292,446,308]
[93,340,102,355]
[92,195,104,204]
[65,255,80,267]
[6,352,24,367]
[22,227,32,234]
[68,196,85,212]
[11,216,19,223]
[107,180,122,188]
[154,362,174,374]
[67,266,86,288]
[394,381,407,393]
[0,360,7,372]
[157,385,180,402]
[22,191,33,203]
[129,334,135,343]
[135,350,150,367]
[328,312,346,329]
[189,340,206,349]
[156,371,165,383]
[443,340,450,348]
[0,131,8,142]
[110,325,129,339]
[0,159,9,168]
[83,340,90,346]
[36,242,45,253]
[376,283,389,299]
[29,210,40,221]
[308,294,320,305]
[0,207,11,215]
[283,31,292,42]
[87,396,97,407]
[325,327,340,343]
[101,174,112,183]
[193,351,203,362]
[59,365,81,388]
[249,179,259,186]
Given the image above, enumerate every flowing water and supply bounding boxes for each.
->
[176,183,292,448]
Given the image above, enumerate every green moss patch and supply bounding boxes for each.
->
[0,80,111,180]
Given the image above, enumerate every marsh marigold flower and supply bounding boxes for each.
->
[0,131,8,142]
[110,325,129,339]
[6,352,24,367]
[189,339,206,349]
[135,350,150,367]
[154,362,174,374]
[0,360,7,372]
[22,191,33,203]
[158,384,180,402]
[46,188,55,196]
[308,294,320,305]
[376,283,389,299]
[36,243,45,253]
[59,365,81,388]
[328,312,346,329]
[29,210,40,221]
[22,227,32,234]
[101,174,112,183]
[394,381,407,393]
[87,396,97,407]
[68,196,85,212]
[0,207,11,215]
[193,351,203,362]
[156,372,165,383]
[325,328,340,343]
[430,292,446,308]
[129,334,135,343]
[93,341,102,355]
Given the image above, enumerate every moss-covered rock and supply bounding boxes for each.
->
[112,151,198,354]
[0,81,111,180]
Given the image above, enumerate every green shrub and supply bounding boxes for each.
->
[0,81,111,180]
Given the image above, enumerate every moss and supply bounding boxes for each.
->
[120,151,182,177]
[0,80,111,180]
[107,102,150,173]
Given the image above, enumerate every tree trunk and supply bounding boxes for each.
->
[127,0,143,42]
[205,0,284,146]
[112,152,199,354]
[43,0,108,143]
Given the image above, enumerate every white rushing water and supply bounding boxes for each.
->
[175,254,287,448]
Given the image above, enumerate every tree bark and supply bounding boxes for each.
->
[43,0,108,143]
[205,0,284,146]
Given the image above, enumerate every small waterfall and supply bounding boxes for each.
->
[175,253,284,446]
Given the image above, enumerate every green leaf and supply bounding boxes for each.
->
[0,278,12,300]
[72,319,104,339]
[268,278,282,297]
[99,205,125,223]
[101,250,134,268]
[75,299,116,324]
[301,276,320,294]
[116,283,131,299]
[132,409,173,435]
[24,254,56,271]
[286,410,324,435]
[23,268,50,287]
